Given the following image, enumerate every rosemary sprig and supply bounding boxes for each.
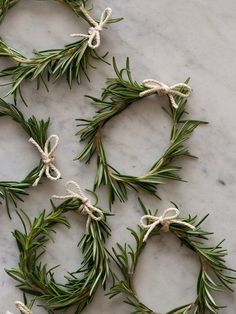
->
[0,0,89,23]
[0,98,50,216]
[0,0,18,23]
[0,0,121,98]
[6,198,110,313]
[109,200,236,314]
[76,58,207,207]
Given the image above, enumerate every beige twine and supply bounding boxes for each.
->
[139,79,192,109]
[29,134,61,187]
[70,5,112,49]
[52,180,104,233]
[6,301,32,314]
[140,208,195,242]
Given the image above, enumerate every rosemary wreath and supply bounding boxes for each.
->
[6,188,110,313]
[77,58,207,206]
[109,200,236,314]
[0,0,121,100]
[0,97,58,216]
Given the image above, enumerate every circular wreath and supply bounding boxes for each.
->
[109,200,236,314]
[0,97,59,217]
[0,0,120,100]
[77,58,206,206]
[6,185,110,313]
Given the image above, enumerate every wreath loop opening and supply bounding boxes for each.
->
[77,58,207,207]
[109,200,236,314]
[0,0,120,100]
[7,189,110,313]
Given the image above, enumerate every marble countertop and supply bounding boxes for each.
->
[1,0,236,313]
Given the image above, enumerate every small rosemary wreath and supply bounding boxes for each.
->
[77,58,207,206]
[0,0,121,99]
[0,98,60,216]
[6,185,110,313]
[109,200,236,314]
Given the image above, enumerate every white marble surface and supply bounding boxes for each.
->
[0,0,236,313]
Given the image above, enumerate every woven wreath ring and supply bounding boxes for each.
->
[6,190,110,313]
[0,0,118,99]
[109,200,236,314]
[0,97,61,216]
[77,58,206,207]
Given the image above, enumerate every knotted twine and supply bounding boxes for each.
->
[29,134,61,187]
[6,301,32,314]
[140,208,195,242]
[139,79,192,109]
[70,5,112,49]
[52,180,104,233]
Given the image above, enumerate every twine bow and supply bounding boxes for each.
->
[70,5,112,49]
[52,181,104,233]
[6,301,32,314]
[139,79,192,109]
[140,208,195,242]
[29,134,61,187]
